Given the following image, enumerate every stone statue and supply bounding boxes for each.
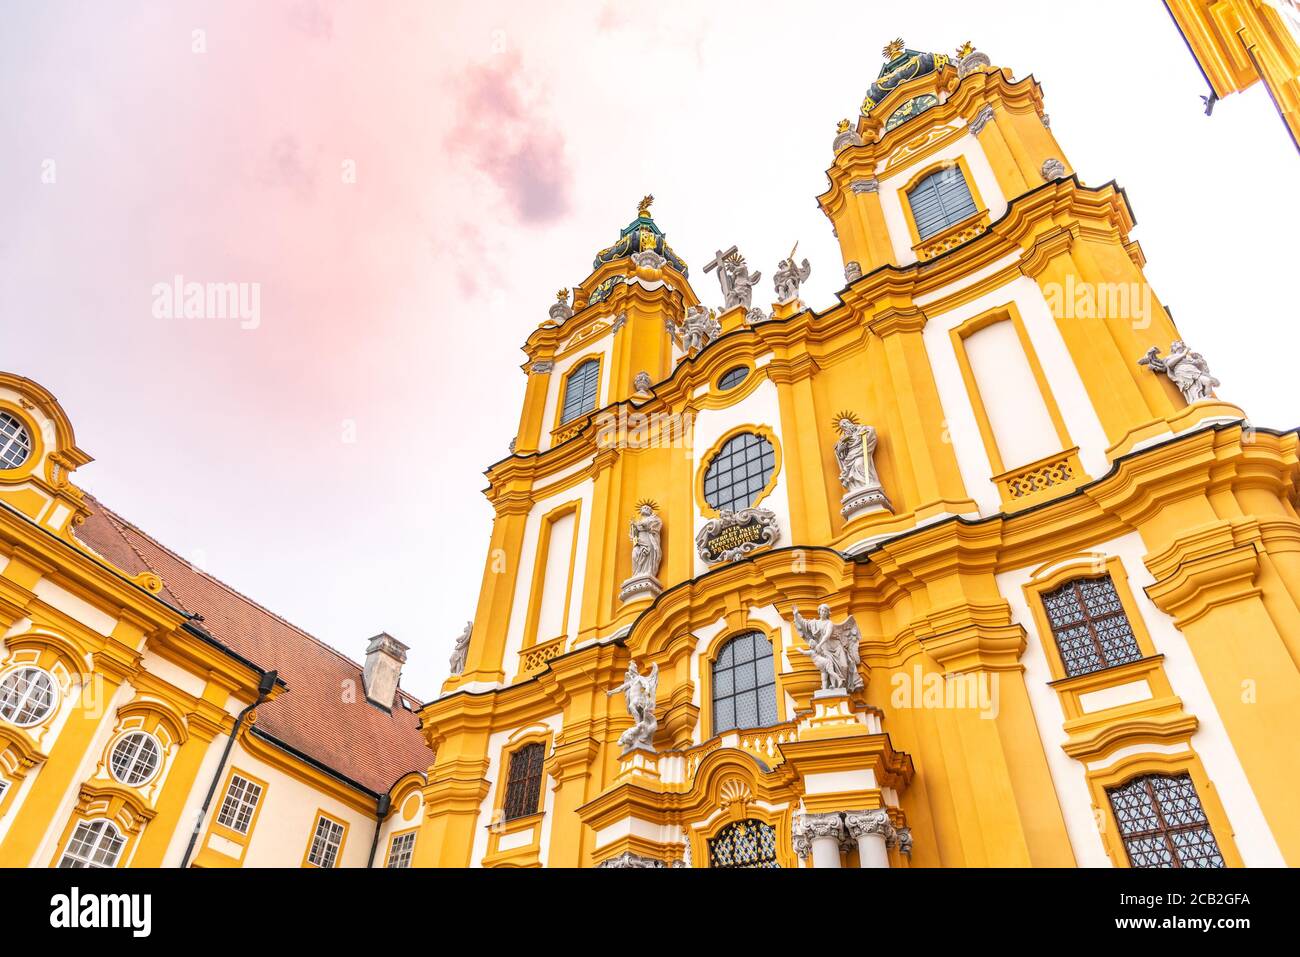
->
[1139,341,1220,403]
[448,620,472,676]
[704,246,761,311]
[666,305,721,354]
[773,243,811,303]
[633,371,653,394]
[629,504,663,579]
[607,661,659,754]
[844,261,863,283]
[833,415,891,518]
[793,605,863,693]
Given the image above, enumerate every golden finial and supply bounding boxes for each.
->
[883,38,905,61]
[638,194,654,218]
[956,40,974,59]
[836,118,851,133]
[831,410,862,431]
[556,288,569,302]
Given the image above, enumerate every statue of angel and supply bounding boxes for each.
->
[607,661,660,754]
[792,604,863,693]
[773,243,811,303]
[666,305,721,354]
[1138,340,1220,403]
[448,620,472,676]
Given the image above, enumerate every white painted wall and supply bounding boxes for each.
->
[996,532,1286,867]
[963,318,1060,470]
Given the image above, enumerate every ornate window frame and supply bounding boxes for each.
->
[194,766,269,867]
[694,424,783,519]
[898,154,989,258]
[302,808,349,868]
[553,354,604,430]
[520,499,582,657]
[484,725,554,867]
[0,400,44,481]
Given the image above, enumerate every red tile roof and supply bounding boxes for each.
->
[74,495,433,795]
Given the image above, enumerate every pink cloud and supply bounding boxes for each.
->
[446,51,573,225]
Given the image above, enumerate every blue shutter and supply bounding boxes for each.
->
[908,167,978,240]
[560,359,600,423]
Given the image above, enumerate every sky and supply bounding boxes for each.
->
[3,1,1298,700]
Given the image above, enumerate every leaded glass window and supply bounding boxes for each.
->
[702,432,776,515]
[1107,773,1225,868]
[907,166,978,240]
[560,359,600,424]
[0,666,57,726]
[0,412,32,470]
[109,731,162,786]
[1041,575,1143,678]
[59,820,125,868]
[717,366,749,391]
[708,818,779,868]
[712,632,778,734]
[502,741,546,821]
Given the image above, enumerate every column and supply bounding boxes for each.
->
[792,812,844,868]
[844,809,893,868]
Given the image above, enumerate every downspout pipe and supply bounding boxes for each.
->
[179,669,278,868]
[368,794,392,868]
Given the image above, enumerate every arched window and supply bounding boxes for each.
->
[0,666,58,726]
[502,741,546,821]
[0,412,32,470]
[709,818,779,868]
[712,632,778,734]
[907,166,978,240]
[58,820,125,868]
[109,731,163,786]
[560,359,600,424]
[703,432,776,514]
[1106,773,1224,868]
[1041,575,1142,678]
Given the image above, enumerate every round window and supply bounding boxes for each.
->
[703,432,776,514]
[717,366,749,391]
[109,731,163,786]
[0,666,58,726]
[0,412,33,470]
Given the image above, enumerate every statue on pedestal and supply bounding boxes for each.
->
[833,413,892,519]
[620,502,664,602]
[704,246,762,311]
[448,621,472,676]
[773,243,811,304]
[666,305,721,354]
[607,661,659,754]
[792,605,863,693]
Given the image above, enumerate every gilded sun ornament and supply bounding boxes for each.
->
[635,497,660,513]
[836,118,851,133]
[832,409,862,431]
[638,194,654,218]
[883,37,905,61]
[556,288,570,302]
[956,40,974,59]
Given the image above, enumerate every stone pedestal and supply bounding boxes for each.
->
[615,746,660,785]
[798,689,867,739]
[618,574,662,604]
[840,484,892,521]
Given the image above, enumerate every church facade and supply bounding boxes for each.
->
[2,40,1298,869]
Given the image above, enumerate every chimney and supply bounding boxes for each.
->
[362,632,408,709]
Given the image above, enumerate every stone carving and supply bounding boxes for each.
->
[849,178,879,194]
[531,360,554,374]
[448,621,472,676]
[704,247,762,310]
[844,809,893,842]
[633,371,653,394]
[620,503,664,602]
[1040,112,1051,129]
[792,812,847,860]
[666,305,721,354]
[696,507,780,564]
[598,851,670,868]
[508,437,516,453]
[1041,157,1066,180]
[773,243,811,304]
[833,414,892,518]
[744,307,768,325]
[612,311,628,333]
[632,249,666,271]
[895,827,914,856]
[607,661,659,754]
[549,288,573,323]
[793,605,864,693]
[969,104,995,136]
[833,118,863,153]
[844,261,863,283]
[956,43,991,79]
[1139,341,1220,403]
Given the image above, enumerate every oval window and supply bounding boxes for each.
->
[717,366,749,391]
